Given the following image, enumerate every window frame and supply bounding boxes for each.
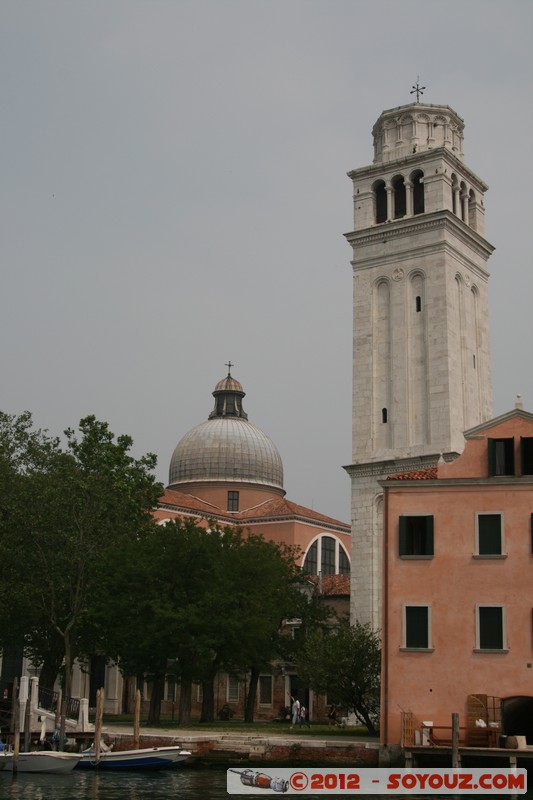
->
[227,490,239,512]
[402,604,432,651]
[399,514,434,559]
[227,676,239,703]
[258,675,273,706]
[475,604,507,652]
[488,437,515,476]
[475,512,506,558]
[521,437,533,476]
[302,536,351,576]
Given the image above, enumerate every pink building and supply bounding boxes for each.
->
[381,406,533,746]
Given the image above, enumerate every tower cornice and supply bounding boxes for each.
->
[344,210,495,264]
[344,452,459,479]
[348,146,488,193]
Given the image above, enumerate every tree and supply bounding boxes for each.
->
[0,413,163,698]
[294,618,381,735]
[95,519,308,724]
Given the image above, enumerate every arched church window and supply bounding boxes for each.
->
[321,536,336,575]
[302,536,351,576]
[338,547,350,574]
[411,170,424,215]
[303,541,317,575]
[392,175,406,219]
[373,180,387,224]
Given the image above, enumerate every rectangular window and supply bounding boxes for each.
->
[399,515,434,557]
[521,437,533,476]
[227,676,239,703]
[259,675,273,705]
[477,605,505,651]
[403,605,431,649]
[227,491,239,512]
[488,438,514,476]
[476,513,503,556]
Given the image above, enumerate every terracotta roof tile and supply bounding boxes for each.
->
[157,489,349,531]
[387,467,438,481]
[319,574,350,596]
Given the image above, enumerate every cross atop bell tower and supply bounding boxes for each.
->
[345,100,494,627]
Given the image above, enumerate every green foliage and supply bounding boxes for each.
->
[294,618,381,735]
[93,519,308,723]
[0,411,163,695]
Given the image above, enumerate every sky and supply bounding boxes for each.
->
[1,0,532,523]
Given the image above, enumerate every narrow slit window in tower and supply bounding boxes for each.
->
[382,408,388,423]
[415,296,422,312]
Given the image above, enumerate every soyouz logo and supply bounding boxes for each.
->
[226,767,527,794]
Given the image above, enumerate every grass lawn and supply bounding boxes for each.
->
[102,715,375,738]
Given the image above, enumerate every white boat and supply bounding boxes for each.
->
[1,750,81,773]
[77,745,191,770]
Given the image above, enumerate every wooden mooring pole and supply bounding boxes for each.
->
[133,689,141,750]
[451,712,460,768]
[12,680,20,775]
[94,687,104,765]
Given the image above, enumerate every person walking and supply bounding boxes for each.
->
[290,695,300,729]
[299,705,311,729]
[327,702,337,727]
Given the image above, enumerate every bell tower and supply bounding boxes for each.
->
[345,101,494,627]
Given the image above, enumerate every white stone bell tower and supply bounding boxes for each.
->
[345,101,494,627]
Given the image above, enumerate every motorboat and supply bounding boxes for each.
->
[76,745,191,770]
[1,750,81,773]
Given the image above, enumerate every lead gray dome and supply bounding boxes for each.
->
[168,372,284,491]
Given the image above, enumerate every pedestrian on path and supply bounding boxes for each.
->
[290,696,300,729]
[298,705,311,728]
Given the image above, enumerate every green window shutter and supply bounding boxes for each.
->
[488,438,515,476]
[399,516,407,556]
[405,606,429,648]
[478,514,502,555]
[488,438,496,476]
[504,438,515,475]
[479,607,503,649]
[425,516,434,556]
[521,437,533,475]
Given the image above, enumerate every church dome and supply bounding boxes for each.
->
[168,370,284,492]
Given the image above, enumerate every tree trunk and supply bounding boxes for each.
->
[178,679,192,726]
[38,646,65,692]
[147,675,165,725]
[244,666,260,722]
[63,631,73,700]
[123,676,135,715]
[356,705,377,736]
[200,677,215,722]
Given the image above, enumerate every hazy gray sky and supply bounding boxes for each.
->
[2,0,532,522]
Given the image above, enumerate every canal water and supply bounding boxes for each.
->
[0,766,531,800]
